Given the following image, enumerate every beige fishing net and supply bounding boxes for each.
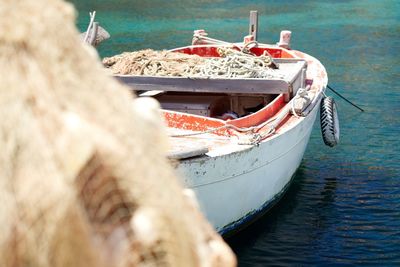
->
[103,48,283,79]
[0,0,235,266]
[103,49,206,76]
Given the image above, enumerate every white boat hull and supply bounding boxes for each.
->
[176,101,320,234]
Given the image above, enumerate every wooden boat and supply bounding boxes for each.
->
[115,15,337,235]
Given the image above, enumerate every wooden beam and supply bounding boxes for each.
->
[115,60,307,96]
[117,76,290,95]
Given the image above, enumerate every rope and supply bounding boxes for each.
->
[241,41,258,53]
[192,34,233,46]
[169,125,228,138]
[291,87,311,117]
[196,48,284,79]
[168,104,291,145]
[237,127,276,145]
[327,84,364,112]
[170,125,276,145]
[192,34,279,69]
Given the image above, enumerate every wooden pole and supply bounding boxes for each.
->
[249,10,258,41]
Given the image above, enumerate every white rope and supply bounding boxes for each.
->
[291,86,311,117]
[169,116,276,138]
[192,34,233,46]
[188,48,284,79]
[169,125,228,137]
[241,40,258,52]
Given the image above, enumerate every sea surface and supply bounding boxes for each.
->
[70,0,400,265]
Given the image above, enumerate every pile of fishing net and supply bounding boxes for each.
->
[103,49,206,76]
[103,48,286,79]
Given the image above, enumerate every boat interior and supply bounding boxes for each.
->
[117,45,308,159]
[154,92,277,120]
[119,45,307,123]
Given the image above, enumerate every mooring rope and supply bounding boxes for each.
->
[192,34,233,46]
[169,124,276,145]
[327,84,364,112]
[169,125,229,138]
[291,86,311,118]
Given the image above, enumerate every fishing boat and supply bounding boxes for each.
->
[111,12,339,235]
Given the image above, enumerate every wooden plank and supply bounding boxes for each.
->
[117,75,290,94]
[274,58,307,64]
[115,60,307,95]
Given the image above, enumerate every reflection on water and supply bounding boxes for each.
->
[229,160,399,265]
[70,0,400,265]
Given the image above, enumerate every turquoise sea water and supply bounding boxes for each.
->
[71,0,400,265]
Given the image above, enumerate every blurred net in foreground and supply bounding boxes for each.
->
[0,0,236,266]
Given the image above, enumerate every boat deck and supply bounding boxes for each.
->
[167,128,236,160]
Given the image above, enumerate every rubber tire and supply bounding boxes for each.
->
[320,97,340,147]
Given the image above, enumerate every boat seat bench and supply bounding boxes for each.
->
[116,60,306,97]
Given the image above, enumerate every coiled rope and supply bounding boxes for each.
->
[291,86,311,118]
[199,48,284,79]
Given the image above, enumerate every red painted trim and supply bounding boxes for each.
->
[162,93,286,135]
[163,111,228,136]
[171,45,292,59]
[173,46,221,57]
[249,47,282,58]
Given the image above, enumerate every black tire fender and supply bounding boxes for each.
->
[320,96,340,147]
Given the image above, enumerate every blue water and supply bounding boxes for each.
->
[71,0,400,265]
